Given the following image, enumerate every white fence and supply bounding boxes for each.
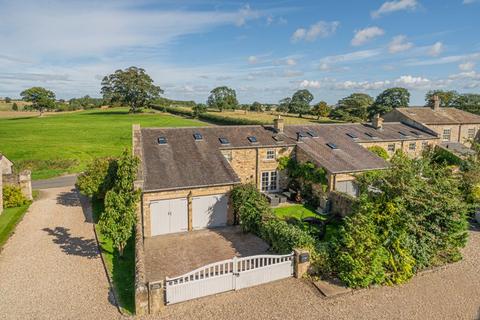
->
[165,253,294,305]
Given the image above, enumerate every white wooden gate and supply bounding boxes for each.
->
[164,253,294,305]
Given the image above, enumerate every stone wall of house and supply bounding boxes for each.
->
[329,190,357,218]
[142,185,235,238]
[359,138,438,158]
[0,173,3,212]
[427,124,479,146]
[227,146,294,191]
[2,170,33,200]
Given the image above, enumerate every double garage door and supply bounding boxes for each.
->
[150,194,228,236]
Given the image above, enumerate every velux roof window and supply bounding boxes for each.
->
[247,136,258,143]
[157,137,167,145]
[193,133,203,141]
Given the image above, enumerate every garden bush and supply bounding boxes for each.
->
[260,219,317,254]
[367,146,389,160]
[2,185,28,208]
[76,157,117,199]
[231,184,270,234]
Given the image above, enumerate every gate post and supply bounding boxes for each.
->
[293,248,310,279]
[149,281,165,314]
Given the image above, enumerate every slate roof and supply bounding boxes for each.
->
[395,107,480,125]
[140,126,293,191]
[140,122,437,190]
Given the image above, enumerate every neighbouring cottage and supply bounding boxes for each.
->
[0,153,14,212]
[133,116,438,237]
[383,95,480,156]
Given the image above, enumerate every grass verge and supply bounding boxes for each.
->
[0,204,31,250]
[91,198,135,314]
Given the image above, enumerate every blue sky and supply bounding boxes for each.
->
[0,0,479,105]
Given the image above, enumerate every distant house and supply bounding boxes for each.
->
[383,96,480,149]
[0,153,13,175]
[133,116,437,237]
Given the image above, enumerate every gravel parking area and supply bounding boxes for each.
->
[0,187,120,320]
[143,225,480,320]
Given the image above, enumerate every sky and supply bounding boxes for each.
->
[0,0,479,105]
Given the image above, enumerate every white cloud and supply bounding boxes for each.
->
[394,75,431,88]
[449,71,480,80]
[286,58,297,66]
[351,27,385,46]
[428,42,444,57]
[300,80,323,89]
[248,56,258,64]
[283,70,303,78]
[405,52,480,66]
[291,21,340,42]
[335,80,391,90]
[371,0,418,18]
[463,0,479,4]
[319,49,383,64]
[388,35,414,53]
[459,61,475,71]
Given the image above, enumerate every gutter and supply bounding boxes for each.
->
[142,180,242,193]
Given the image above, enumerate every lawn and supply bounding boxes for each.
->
[273,204,321,220]
[92,199,135,314]
[0,204,31,250]
[0,107,206,180]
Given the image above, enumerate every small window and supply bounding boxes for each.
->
[266,150,276,160]
[193,133,203,141]
[346,133,358,139]
[388,144,395,152]
[468,128,476,139]
[442,129,451,141]
[409,142,416,151]
[247,136,258,143]
[219,137,229,145]
[327,142,339,150]
[422,141,429,149]
[307,131,318,138]
[273,135,284,142]
[157,137,167,145]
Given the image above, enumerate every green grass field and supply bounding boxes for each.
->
[0,204,31,250]
[0,108,206,180]
[273,204,320,220]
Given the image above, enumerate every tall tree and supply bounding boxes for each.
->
[277,97,291,113]
[311,101,331,119]
[250,101,263,112]
[425,90,460,108]
[451,94,480,115]
[207,86,238,111]
[289,89,313,117]
[20,87,56,115]
[331,93,374,122]
[368,87,410,117]
[4,97,11,103]
[99,150,140,257]
[101,66,163,113]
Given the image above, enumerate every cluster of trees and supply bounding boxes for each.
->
[425,90,480,115]
[77,150,140,256]
[331,151,469,287]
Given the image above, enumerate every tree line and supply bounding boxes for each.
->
[10,66,480,117]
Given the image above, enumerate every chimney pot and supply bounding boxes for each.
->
[432,95,441,110]
[372,114,384,130]
[273,115,284,133]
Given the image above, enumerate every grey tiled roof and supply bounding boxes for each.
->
[395,107,480,125]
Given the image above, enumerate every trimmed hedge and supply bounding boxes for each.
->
[150,105,266,125]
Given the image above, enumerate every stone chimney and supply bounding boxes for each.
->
[273,115,284,133]
[372,114,384,130]
[432,95,441,111]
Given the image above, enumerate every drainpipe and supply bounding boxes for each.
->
[255,148,260,190]
[458,125,462,143]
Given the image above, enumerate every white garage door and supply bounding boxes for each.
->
[150,198,188,236]
[192,194,228,230]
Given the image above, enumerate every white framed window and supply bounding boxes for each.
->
[442,128,451,141]
[387,144,395,152]
[266,149,276,160]
[261,171,278,192]
[409,142,416,151]
[468,128,476,139]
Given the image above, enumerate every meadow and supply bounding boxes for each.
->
[0,108,206,180]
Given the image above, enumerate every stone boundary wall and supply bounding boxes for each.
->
[329,190,357,218]
[0,173,3,212]
[2,170,33,201]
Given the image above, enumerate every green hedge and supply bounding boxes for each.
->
[260,219,317,254]
[151,105,266,125]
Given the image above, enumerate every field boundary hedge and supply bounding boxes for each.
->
[150,105,267,125]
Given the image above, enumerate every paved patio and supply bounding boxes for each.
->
[144,226,270,281]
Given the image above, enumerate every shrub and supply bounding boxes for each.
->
[231,184,270,234]
[76,157,117,199]
[368,146,389,160]
[12,102,18,111]
[2,185,28,208]
[260,219,316,254]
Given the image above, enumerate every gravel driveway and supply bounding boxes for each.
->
[144,225,480,320]
[0,187,120,320]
